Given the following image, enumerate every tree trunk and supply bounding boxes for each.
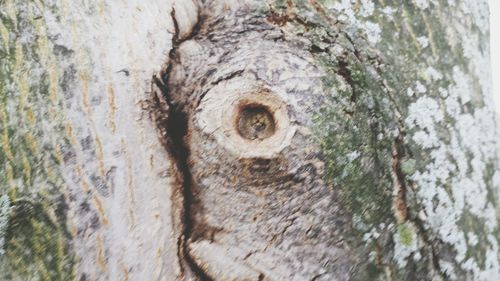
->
[1,0,498,280]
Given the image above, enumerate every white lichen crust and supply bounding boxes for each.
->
[319,0,499,280]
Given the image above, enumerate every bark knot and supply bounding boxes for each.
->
[236,103,276,141]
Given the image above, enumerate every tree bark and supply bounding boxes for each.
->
[0,0,198,280]
[1,0,499,281]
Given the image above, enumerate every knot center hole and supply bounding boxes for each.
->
[237,104,276,140]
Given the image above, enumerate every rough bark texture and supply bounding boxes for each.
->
[1,0,499,280]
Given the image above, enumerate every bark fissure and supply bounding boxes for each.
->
[390,132,446,280]
[153,74,213,281]
[412,216,446,280]
[151,7,213,281]
[391,132,409,224]
[336,56,360,104]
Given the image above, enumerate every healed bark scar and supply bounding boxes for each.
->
[151,3,363,280]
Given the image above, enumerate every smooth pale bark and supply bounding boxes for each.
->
[0,0,200,280]
[1,0,499,281]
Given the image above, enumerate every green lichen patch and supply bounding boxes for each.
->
[401,159,417,176]
[397,222,414,247]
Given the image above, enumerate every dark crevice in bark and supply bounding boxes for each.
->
[391,132,409,224]
[336,56,359,103]
[170,6,205,45]
[342,33,363,63]
[210,69,245,86]
[153,7,213,281]
[383,74,446,279]
[170,8,180,43]
[390,132,446,280]
[412,217,447,280]
[152,75,212,281]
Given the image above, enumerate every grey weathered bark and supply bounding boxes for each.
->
[1,0,499,280]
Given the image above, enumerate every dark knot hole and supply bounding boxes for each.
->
[236,104,276,140]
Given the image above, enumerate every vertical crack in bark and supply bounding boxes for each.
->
[391,132,409,224]
[365,47,446,277]
[412,216,446,281]
[390,132,446,280]
[336,56,359,104]
[153,74,213,281]
[161,78,212,281]
[150,7,213,281]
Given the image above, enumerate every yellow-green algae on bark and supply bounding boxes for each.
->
[0,1,74,280]
[0,0,180,280]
